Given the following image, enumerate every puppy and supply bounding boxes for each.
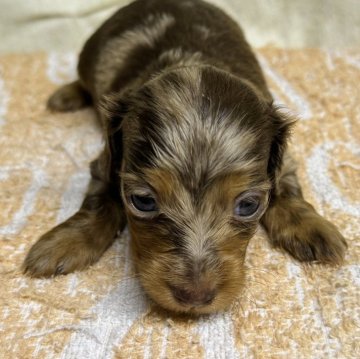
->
[23,0,347,314]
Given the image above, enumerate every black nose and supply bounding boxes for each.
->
[170,285,216,306]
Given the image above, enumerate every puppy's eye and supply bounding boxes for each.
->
[234,194,261,218]
[131,194,157,212]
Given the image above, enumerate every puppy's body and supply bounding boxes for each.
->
[24,0,346,314]
[78,0,271,103]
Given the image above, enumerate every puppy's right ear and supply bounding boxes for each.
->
[266,105,296,197]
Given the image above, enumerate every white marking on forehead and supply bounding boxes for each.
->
[151,106,259,179]
[95,13,175,96]
[149,66,260,177]
[156,66,202,118]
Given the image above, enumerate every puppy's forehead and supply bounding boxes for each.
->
[144,167,268,202]
[128,66,270,188]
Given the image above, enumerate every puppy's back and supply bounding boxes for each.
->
[78,0,270,101]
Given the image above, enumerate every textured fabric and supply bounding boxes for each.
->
[0,50,359,358]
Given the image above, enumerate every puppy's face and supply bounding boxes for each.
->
[105,66,289,314]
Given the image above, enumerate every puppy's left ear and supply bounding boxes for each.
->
[266,105,296,184]
[97,93,130,185]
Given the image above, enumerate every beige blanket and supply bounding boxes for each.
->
[0,49,359,358]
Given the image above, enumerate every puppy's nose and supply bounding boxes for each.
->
[170,285,216,306]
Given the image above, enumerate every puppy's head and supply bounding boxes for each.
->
[102,65,292,314]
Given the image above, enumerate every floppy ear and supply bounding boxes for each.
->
[266,105,296,187]
[93,94,130,189]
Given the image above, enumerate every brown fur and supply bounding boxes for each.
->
[23,0,346,314]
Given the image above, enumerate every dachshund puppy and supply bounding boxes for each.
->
[23,0,347,314]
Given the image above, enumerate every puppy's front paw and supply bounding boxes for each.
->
[23,225,100,277]
[275,217,347,264]
[263,199,347,265]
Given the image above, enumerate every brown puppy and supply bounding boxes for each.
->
[23,0,347,314]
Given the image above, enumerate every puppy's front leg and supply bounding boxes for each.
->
[23,155,127,277]
[261,154,347,264]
